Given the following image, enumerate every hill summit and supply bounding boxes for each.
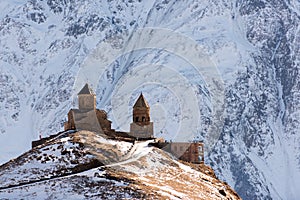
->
[0,130,240,199]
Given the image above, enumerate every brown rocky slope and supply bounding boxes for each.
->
[0,130,241,199]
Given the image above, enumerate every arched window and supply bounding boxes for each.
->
[142,116,145,122]
[135,117,139,122]
[198,146,203,152]
[198,155,203,162]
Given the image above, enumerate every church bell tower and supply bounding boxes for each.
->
[132,93,151,125]
[130,93,153,138]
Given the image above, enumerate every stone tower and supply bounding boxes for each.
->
[133,93,150,125]
[129,93,154,138]
[78,83,96,110]
[64,83,113,134]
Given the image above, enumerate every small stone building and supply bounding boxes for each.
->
[129,93,154,139]
[151,140,204,164]
[164,142,204,163]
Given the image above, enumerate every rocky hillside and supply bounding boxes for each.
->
[0,130,240,199]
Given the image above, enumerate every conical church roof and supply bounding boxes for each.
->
[133,93,149,108]
[78,83,95,95]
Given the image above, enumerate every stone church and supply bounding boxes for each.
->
[64,83,113,135]
[64,84,154,139]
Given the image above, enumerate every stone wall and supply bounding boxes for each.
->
[162,142,204,163]
[129,122,154,139]
[64,109,113,135]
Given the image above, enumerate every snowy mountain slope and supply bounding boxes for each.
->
[0,130,241,199]
[0,0,299,199]
[208,1,300,199]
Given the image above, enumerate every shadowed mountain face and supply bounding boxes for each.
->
[0,130,241,200]
[0,0,299,199]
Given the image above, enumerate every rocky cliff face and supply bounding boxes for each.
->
[0,0,299,199]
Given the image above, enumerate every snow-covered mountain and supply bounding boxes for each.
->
[0,130,241,199]
[0,0,299,199]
